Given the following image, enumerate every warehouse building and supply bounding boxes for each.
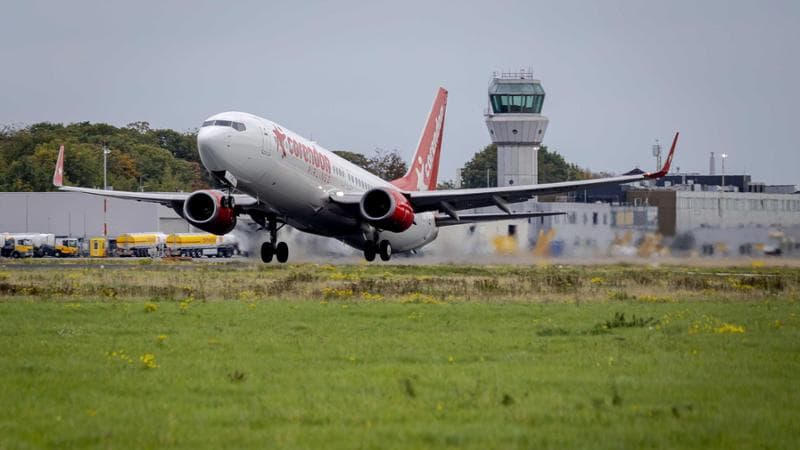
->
[0,192,193,237]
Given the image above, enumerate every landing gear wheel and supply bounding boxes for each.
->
[275,242,289,263]
[379,240,392,261]
[221,194,236,209]
[364,244,376,262]
[260,242,274,263]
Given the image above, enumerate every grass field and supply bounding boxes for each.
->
[1,261,799,449]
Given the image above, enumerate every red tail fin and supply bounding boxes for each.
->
[53,144,65,187]
[391,87,447,191]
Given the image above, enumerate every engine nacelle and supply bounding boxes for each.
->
[182,190,236,235]
[359,187,415,232]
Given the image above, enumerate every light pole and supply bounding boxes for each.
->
[721,153,728,189]
[103,145,110,190]
[102,145,111,237]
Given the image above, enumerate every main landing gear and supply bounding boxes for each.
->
[260,217,288,263]
[364,239,392,262]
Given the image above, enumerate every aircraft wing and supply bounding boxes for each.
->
[407,132,678,214]
[434,211,566,227]
[56,185,259,207]
[52,144,260,208]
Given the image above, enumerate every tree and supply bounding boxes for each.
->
[369,148,407,180]
[538,146,592,183]
[126,121,151,134]
[460,144,497,188]
[436,180,456,190]
[149,128,198,162]
[333,150,371,170]
[333,148,408,180]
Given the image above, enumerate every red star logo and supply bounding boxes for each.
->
[272,127,288,158]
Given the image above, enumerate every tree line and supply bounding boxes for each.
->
[0,121,205,192]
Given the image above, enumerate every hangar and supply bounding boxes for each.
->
[0,192,193,237]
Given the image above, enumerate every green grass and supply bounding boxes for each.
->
[1,263,799,448]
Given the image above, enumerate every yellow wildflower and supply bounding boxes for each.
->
[140,353,158,369]
[715,323,745,334]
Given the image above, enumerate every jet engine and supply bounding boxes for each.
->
[182,190,236,235]
[359,187,415,232]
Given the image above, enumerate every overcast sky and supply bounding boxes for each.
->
[1,0,798,184]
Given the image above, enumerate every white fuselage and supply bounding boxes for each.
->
[196,112,438,252]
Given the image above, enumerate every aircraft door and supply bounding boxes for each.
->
[261,126,271,156]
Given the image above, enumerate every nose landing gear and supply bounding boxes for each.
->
[260,216,289,263]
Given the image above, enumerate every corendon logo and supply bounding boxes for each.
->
[414,105,444,191]
[272,126,331,174]
[273,126,288,157]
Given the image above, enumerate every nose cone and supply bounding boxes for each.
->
[197,126,229,171]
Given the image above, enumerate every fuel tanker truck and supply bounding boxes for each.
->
[115,233,168,257]
[165,233,238,258]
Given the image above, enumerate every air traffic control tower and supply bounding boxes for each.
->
[485,70,548,187]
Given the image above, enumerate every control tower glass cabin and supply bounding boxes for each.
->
[485,72,549,186]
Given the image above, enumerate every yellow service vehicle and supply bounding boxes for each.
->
[89,237,107,257]
[54,238,80,257]
[116,233,167,257]
[166,233,237,258]
[1,237,34,258]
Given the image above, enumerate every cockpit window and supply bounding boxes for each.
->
[201,119,246,131]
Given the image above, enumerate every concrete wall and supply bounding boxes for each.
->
[496,144,538,187]
[0,192,187,237]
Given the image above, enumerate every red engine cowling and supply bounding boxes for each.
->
[182,190,236,235]
[359,187,415,232]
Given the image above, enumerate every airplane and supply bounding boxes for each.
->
[53,87,678,263]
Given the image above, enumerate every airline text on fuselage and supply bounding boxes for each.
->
[272,126,332,176]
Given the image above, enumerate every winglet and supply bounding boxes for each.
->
[645,132,679,179]
[53,144,65,187]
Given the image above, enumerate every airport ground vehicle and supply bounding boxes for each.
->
[88,238,117,257]
[116,233,167,257]
[1,236,34,258]
[53,237,80,257]
[10,234,83,257]
[89,237,107,257]
[165,233,238,258]
[2,233,55,257]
